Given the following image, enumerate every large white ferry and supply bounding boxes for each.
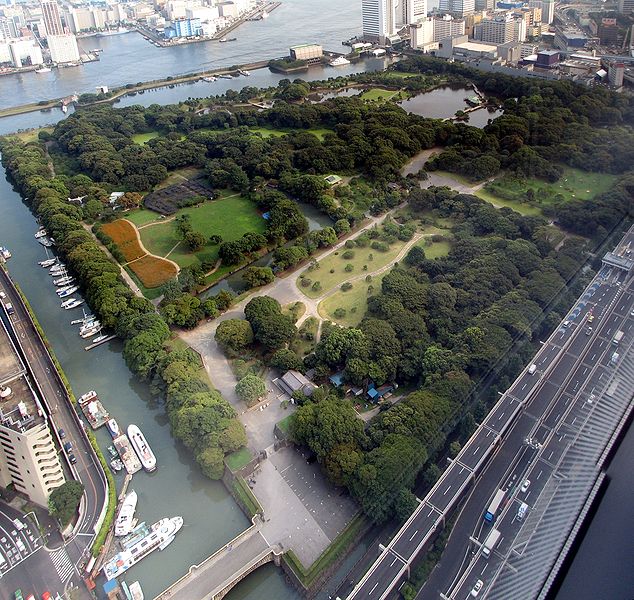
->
[103,516,183,580]
[115,490,138,537]
[128,424,157,472]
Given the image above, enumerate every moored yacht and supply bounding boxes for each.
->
[107,418,120,439]
[115,490,138,537]
[128,424,157,472]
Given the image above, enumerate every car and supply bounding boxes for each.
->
[57,428,66,439]
[63,441,72,453]
[586,326,592,335]
[15,590,24,600]
[41,592,51,600]
[630,310,634,317]
[521,479,531,493]
[470,579,484,597]
[587,314,594,322]
[15,538,26,553]
[563,320,570,328]
[68,453,77,465]
[0,291,5,299]
[25,594,35,600]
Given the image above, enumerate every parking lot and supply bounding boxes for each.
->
[0,503,42,576]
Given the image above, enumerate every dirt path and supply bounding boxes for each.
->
[137,215,176,230]
[121,218,181,273]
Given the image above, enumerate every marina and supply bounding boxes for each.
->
[115,490,138,537]
[113,434,143,475]
[85,333,115,351]
[77,389,110,429]
[0,246,11,260]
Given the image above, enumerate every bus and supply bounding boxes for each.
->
[484,489,505,522]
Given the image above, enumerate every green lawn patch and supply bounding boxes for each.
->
[124,207,165,227]
[474,188,543,216]
[232,476,263,518]
[283,301,306,323]
[225,447,253,472]
[131,131,161,145]
[415,237,452,259]
[482,168,618,209]
[319,273,387,327]
[282,514,366,587]
[276,414,294,436]
[290,316,319,357]
[297,239,407,299]
[249,126,332,141]
[138,195,266,269]
[360,88,402,102]
[155,167,204,190]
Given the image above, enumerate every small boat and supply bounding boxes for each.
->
[128,424,157,472]
[50,262,65,273]
[0,247,11,259]
[39,257,57,267]
[115,490,138,536]
[58,285,79,298]
[218,37,237,43]
[330,56,351,67]
[107,445,118,458]
[54,275,74,286]
[92,333,108,344]
[35,67,52,73]
[80,324,102,338]
[61,105,68,113]
[71,312,94,325]
[218,74,232,79]
[80,319,100,333]
[203,76,217,82]
[110,458,123,472]
[34,228,48,238]
[61,297,82,309]
[38,237,53,247]
[107,418,120,439]
[128,581,144,600]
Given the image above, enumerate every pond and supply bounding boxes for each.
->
[398,85,503,128]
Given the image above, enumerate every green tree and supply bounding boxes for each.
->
[215,319,254,353]
[197,446,225,479]
[235,374,267,405]
[243,266,275,288]
[394,488,419,522]
[184,231,206,251]
[48,481,84,526]
[270,348,305,373]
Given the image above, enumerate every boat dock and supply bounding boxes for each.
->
[246,1,281,20]
[77,390,110,429]
[113,434,142,475]
[85,334,116,351]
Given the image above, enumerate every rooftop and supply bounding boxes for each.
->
[0,318,24,386]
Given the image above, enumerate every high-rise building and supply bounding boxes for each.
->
[433,14,466,40]
[400,0,427,24]
[48,33,80,63]
[617,0,634,14]
[41,0,64,36]
[474,12,524,43]
[608,62,624,88]
[528,0,553,24]
[362,0,398,44]
[0,319,65,507]
[438,0,475,17]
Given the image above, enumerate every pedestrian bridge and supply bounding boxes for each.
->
[154,516,282,600]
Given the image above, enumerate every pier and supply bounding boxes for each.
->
[85,334,116,351]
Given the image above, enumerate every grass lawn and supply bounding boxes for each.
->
[475,188,544,216]
[131,131,161,145]
[297,240,407,299]
[283,302,306,323]
[138,195,266,269]
[360,88,402,101]
[482,168,618,208]
[248,126,332,141]
[13,127,53,143]
[415,237,452,259]
[225,447,253,472]
[276,414,294,437]
[290,316,319,357]
[155,167,204,190]
[124,208,164,228]
[319,273,387,327]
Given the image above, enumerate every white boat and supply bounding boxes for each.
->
[38,237,53,247]
[35,67,52,73]
[39,257,57,267]
[34,228,48,238]
[128,581,144,600]
[115,490,138,537]
[0,247,11,259]
[128,424,157,472]
[103,516,183,580]
[203,76,217,82]
[92,333,108,344]
[80,324,102,339]
[80,320,100,334]
[58,285,79,297]
[110,458,123,472]
[54,275,74,286]
[63,298,84,310]
[107,418,120,439]
[330,56,351,66]
[50,262,65,273]
[71,312,94,325]
[61,105,68,113]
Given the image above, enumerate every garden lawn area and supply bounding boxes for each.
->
[475,188,545,217]
[297,239,408,299]
[131,131,161,145]
[139,195,266,269]
[360,88,402,101]
[249,126,331,141]
[319,273,387,327]
[128,254,178,289]
[290,316,319,357]
[225,447,253,472]
[14,127,53,143]
[123,265,164,300]
[283,302,306,323]
[124,208,165,227]
[481,168,618,209]
[415,237,452,259]
[276,414,294,437]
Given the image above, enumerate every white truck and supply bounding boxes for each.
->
[612,330,624,345]
[482,528,501,558]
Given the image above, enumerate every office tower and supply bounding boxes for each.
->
[41,0,64,36]
[48,32,80,62]
[362,0,398,44]
[617,0,634,14]
[438,0,475,18]
[608,62,624,88]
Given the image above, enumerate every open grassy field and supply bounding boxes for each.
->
[290,316,319,357]
[131,131,161,145]
[102,220,145,262]
[297,239,408,299]
[415,237,452,259]
[319,273,387,327]
[13,128,53,143]
[482,168,617,208]
[360,88,402,101]
[248,126,331,141]
[138,195,266,269]
[124,208,163,228]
